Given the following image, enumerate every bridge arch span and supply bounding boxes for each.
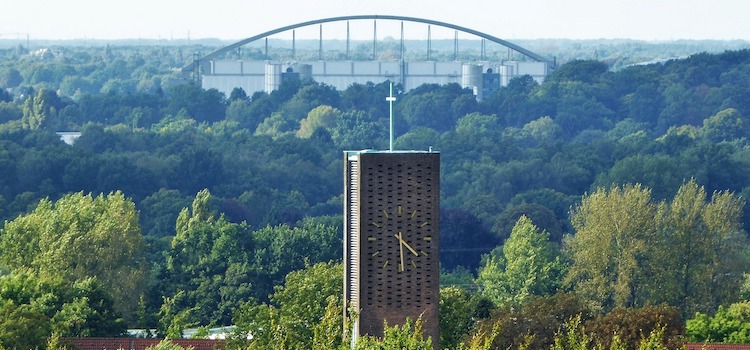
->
[184,15,553,71]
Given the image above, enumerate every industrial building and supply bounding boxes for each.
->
[201,59,549,100]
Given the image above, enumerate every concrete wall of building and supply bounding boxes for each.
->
[201,59,549,97]
[202,75,266,95]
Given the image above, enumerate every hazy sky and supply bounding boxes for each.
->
[1,0,748,41]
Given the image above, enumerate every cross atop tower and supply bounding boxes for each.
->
[386,82,396,151]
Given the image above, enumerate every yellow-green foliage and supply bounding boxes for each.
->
[354,318,432,350]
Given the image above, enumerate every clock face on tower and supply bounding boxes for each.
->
[344,151,440,348]
[369,204,432,274]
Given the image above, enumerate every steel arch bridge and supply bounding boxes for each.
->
[193,15,555,99]
[182,14,554,72]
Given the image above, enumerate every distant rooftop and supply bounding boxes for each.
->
[56,131,81,145]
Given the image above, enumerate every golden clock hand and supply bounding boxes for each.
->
[397,232,405,272]
[395,232,419,256]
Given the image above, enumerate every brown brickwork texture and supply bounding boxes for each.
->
[354,152,441,349]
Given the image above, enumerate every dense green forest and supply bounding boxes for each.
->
[2,41,750,349]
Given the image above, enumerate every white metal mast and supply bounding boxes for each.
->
[387,82,396,151]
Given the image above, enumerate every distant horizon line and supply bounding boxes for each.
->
[2,37,749,45]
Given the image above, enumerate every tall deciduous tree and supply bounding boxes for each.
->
[565,184,657,313]
[165,189,254,326]
[566,181,749,316]
[21,88,51,130]
[233,262,343,350]
[0,191,147,324]
[653,180,749,316]
[477,216,564,307]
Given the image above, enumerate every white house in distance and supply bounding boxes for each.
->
[56,131,81,145]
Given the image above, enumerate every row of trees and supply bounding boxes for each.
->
[464,180,748,349]
[0,180,746,349]
[1,53,750,270]
[1,44,750,347]
[0,189,342,347]
[176,180,748,349]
